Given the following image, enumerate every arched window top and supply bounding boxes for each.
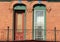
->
[13,4,26,10]
[33,4,46,10]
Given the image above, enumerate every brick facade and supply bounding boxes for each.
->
[0,0,60,41]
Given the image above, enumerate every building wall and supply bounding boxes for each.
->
[43,2,60,41]
[0,1,60,41]
[0,2,13,41]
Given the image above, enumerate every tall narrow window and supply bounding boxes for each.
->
[33,4,46,40]
[13,4,26,40]
[15,11,24,40]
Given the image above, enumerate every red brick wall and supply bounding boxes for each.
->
[42,2,60,41]
[0,1,60,41]
[0,2,13,40]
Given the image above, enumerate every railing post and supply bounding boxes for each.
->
[54,27,56,42]
[7,26,9,41]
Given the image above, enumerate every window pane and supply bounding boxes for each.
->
[17,13,22,32]
[34,10,44,27]
[35,38,43,40]
[34,10,44,40]
[36,11,44,16]
[35,28,43,37]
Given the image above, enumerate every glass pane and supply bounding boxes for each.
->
[17,13,22,32]
[35,29,43,37]
[34,10,44,40]
[36,11,44,16]
[36,11,44,26]
[35,37,43,40]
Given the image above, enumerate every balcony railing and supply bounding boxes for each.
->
[0,27,60,42]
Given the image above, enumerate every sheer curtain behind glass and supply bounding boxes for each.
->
[34,10,44,40]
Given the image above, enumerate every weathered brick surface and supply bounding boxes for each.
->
[0,1,60,41]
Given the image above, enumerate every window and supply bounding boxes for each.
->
[13,4,26,40]
[34,10,45,40]
[33,4,46,40]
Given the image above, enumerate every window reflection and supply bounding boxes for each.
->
[34,10,44,40]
